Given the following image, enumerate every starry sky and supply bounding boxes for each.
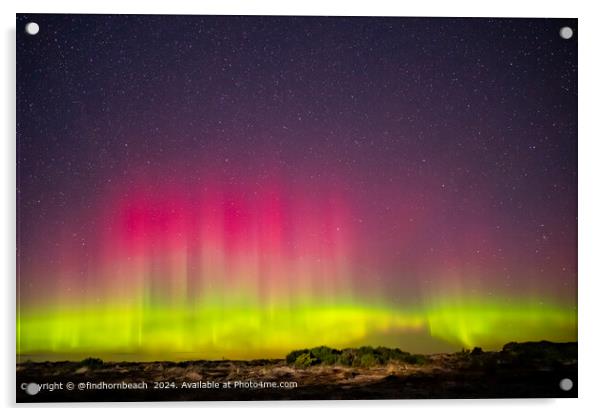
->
[17,14,577,360]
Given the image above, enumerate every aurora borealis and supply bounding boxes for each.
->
[16,15,577,361]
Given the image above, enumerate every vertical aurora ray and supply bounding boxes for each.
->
[17,15,577,361]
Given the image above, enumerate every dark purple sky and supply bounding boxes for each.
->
[16,15,577,356]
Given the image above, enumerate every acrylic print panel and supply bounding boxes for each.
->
[16,14,577,402]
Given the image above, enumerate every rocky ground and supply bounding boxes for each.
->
[16,341,577,402]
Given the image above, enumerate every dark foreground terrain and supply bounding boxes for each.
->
[17,341,577,402]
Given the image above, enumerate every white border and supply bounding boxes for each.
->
[2,1,601,414]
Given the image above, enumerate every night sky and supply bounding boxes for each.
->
[17,14,577,360]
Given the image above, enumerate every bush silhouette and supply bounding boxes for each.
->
[286,349,309,364]
[359,353,379,367]
[309,346,340,365]
[336,349,355,366]
[294,352,319,368]
[471,347,484,356]
[80,357,103,368]
[286,345,429,368]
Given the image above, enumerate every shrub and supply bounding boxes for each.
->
[286,349,309,364]
[336,349,355,366]
[80,357,103,368]
[285,345,428,368]
[359,353,379,367]
[403,354,428,365]
[357,346,375,356]
[294,352,319,368]
[471,347,483,356]
[377,346,412,362]
[310,346,340,365]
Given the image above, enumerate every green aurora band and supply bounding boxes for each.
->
[17,295,576,361]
